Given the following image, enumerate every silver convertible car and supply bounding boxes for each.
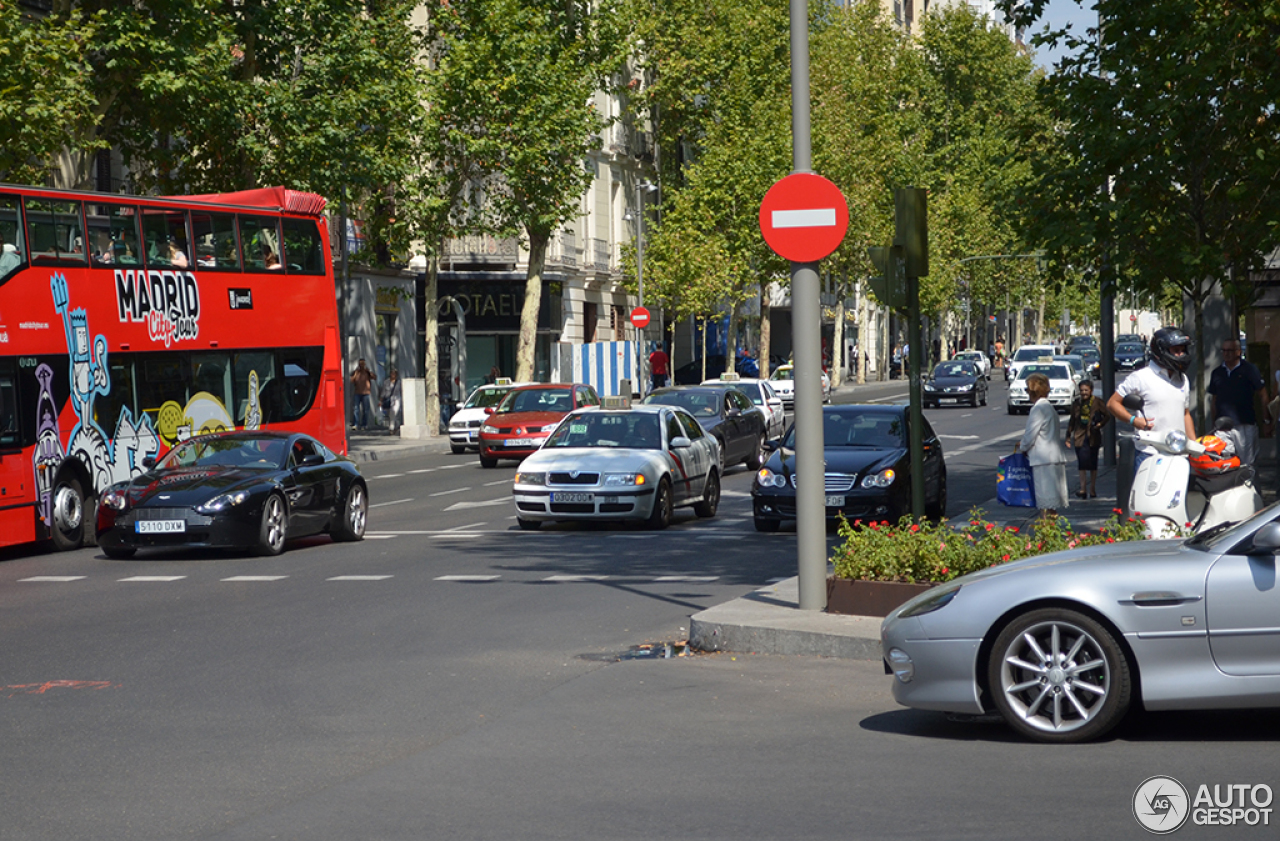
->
[511,403,720,530]
[882,504,1280,743]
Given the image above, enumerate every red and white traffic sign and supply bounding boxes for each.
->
[631,306,651,329]
[758,172,849,263]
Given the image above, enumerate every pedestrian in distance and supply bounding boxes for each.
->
[648,343,669,391]
[350,358,377,431]
[1065,379,1109,499]
[1108,326,1196,478]
[380,369,402,434]
[1208,337,1265,465]
[1014,372,1070,517]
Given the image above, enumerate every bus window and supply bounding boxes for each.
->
[87,204,141,268]
[232,351,277,426]
[281,217,325,275]
[97,358,138,440]
[190,210,240,271]
[279,348,322,421]
[0,195,26,281]
[0,371,18,447]
[136,355,188,429]
[26,198,87,265]
[241,216,283,272]
[190,353,231,407]
[140,208,191,269]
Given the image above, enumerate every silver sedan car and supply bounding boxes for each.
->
[511,403,721,530]
[881,504,1280,743]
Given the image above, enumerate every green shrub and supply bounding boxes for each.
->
[829,509,1151,584]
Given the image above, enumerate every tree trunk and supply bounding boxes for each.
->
[727,305,737,374]
[1191,285,1208,433]
[857,281,867,385]
[759,284,772,379]
[1036,289,1046,344]
[424,251,440,436]
[700,318,707,382]
[831,284,844,388]
[515,230,549,382]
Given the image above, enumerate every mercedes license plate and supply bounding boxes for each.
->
[552,492,593,503]
[825,495,844,507]
[136,519,186,534]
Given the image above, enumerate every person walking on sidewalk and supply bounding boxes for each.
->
[1108,326,1195,477]
[1208,337,1265,465]
[1065,380,1109,499]
[648,343,669,391]
[379,368,402,434]
[350,358,377,431]
[1014,373,1070,517]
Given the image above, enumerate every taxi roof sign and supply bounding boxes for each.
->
[494,377,513,386]
[602,395,631,410]
[719,372,741,382]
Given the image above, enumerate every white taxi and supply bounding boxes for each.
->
[701,373,786,439]
[447,378,535,454]
[767,365,830,410]
[1007,361,1075,414]
[953,350,990,380]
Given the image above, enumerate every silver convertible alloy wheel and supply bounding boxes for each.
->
[988,608,1131,743]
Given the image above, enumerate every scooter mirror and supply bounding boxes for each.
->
[1249,522,1280,555]
[1121,393,1144,412]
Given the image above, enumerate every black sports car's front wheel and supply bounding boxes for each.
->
[987,608,1131,743]
[255,493,288,556]
[333,482,367,542]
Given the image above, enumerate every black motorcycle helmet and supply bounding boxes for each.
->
[1150,327,1192,375]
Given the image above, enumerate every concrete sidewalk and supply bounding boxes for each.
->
[345,428,454,463]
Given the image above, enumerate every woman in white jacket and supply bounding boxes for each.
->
[1013,373,1069,516]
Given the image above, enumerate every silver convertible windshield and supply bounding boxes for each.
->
[159,436,288,469]
[543,412,663,450]
[782,410,905,448]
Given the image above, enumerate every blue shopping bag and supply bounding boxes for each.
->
[996,453,1037,508]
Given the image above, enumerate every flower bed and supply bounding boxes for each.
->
[830,509,1151,585]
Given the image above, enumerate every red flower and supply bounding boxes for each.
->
[869,523,879,530]
[940,567,949,574]
[1106,538,1115,543]
[1001,554,1010,561]
[985,523,995,531]
[1113,508,1123,515]
[910,524,920,533]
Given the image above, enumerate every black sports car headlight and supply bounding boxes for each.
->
[101,489,129,511]
[196,490,250,514]
[899,584,961,618]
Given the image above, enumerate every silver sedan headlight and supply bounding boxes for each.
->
[514,471,546,485]
[603,473,646,487]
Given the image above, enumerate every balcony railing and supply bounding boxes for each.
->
[590,238,609,271]
[546,230,577,267]
[444,235,519,263]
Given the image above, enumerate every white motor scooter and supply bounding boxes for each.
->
[1120,394,1262,539]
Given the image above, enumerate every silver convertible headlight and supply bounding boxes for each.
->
[899,584,961,618]
[196,490,250,514]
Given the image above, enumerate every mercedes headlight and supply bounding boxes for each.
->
[196,490,250,514]
[861,468,896,489]
[756,468,788,488]
[603,473,645,486]
[514,471,546,486]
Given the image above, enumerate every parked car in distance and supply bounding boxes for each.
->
[96,431,367,558]
[1114,341,1148,372]
[642,386,768,472]
[511,402,720,530]
[881,501,1280,743]
[752,404,947,531]
[923,360,988,408]
[448,378,536,454]
[953,350,990,380]
[478,383,600,468]
[1007,362,1075,414]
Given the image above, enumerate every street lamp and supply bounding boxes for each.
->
[625,179,658,393]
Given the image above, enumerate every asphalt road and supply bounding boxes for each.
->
[4,378,1272,840]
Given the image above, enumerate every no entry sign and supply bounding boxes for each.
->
[759,172,849,263]
[631,306,651,329]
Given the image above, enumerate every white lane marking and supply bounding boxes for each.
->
[408,468,437,474]
[370,498,413,508]
[772,207,836,228]
[948,430,1023,456]
[445,522,488,532]
[327,575,394,581]
[221,575,288,582]
[938,434,980,440]
[368,473,405,480]
[434,575,500,582]
[363,534,398,540]
[119,576,186,582]
[19,576,87,582]
[364,530,485,537]
[483,479,512,487]
[439,464,468,470]
[444,497,509,511]
[652,575,720,582]
[721,489,753,498]
[961,413,974,418]
[542,574,610,582]
[429,487,471,497]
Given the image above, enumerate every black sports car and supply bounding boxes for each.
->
[96,431,368,558]
[923,360,987,407]
[751,404,946,531]
[642,386,768,472]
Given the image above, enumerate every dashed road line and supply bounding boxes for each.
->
[434,575,500,582]
[327,575,394,581]
[18,576,86,582]
[221,575,288,582]
[652,575,720,582]
[429,487,472,497]
[483,479,512,487]
[369,473,405,480]
[370,497,414,508]
[542,574,610,582]
[118,576,186,582]
[444,497,509,511]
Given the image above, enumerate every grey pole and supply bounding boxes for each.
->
[789,0,826,611]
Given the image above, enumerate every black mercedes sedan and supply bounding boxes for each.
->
[751,404,946,531]
[642,386,768,472]
[96,431,368,558]
[922,360,987,408]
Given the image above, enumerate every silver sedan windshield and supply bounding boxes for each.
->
[543,412,663,449]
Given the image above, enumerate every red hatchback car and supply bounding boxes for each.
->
[478,383,600,467]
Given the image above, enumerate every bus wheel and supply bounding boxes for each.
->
[51,476,86,551]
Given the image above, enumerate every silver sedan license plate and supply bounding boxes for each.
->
[552,492,594,503]
[825,494,844,507]
[136,520,186,534]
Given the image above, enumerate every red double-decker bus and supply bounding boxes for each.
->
[0,185,346,552]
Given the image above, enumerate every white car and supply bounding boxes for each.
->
[701,375,786,439]
[1007,362,1075,414]
[768,365,830,409]
[1004,344,1058,383]
[511,403,721,530]
[447,379,535,454]
[952,350,990,380]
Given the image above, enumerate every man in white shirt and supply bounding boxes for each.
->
[1107,327,1196,476]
